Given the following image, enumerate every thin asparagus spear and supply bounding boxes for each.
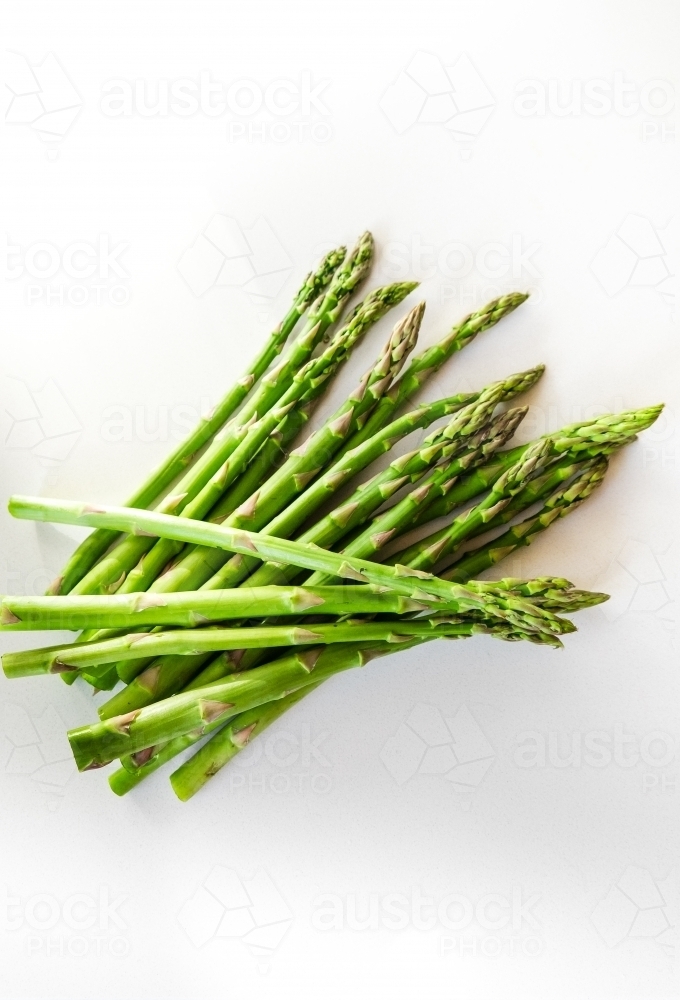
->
[0,584,437,631]
[442,458,608,581]
[6,612,574,679]
[336,292,530,457]
[48,247,347,596]
[9,494,576,639]
[68,233,376,597]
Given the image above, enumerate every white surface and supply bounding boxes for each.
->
[1,1,678,998]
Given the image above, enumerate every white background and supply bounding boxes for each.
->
[1,1,678,997]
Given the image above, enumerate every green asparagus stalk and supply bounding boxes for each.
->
[442,458,609,582]
[392,439,564,573]
[7,613,570,679]
[48,247,347,597]
[68,614,569,771]
[168,683,324,800]
[336,292,530,457]
[0,584,438,631]
[67,233,376,598]
[9,495,576,639]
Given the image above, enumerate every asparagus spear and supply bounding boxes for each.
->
[67,233,376,598]
[9,494,576,639]
[442,458,608,582]
[4,610,578,679]
[336,292,529,456]
[67,612,570,772]
[48,247,347,597]
[0,584,438,631]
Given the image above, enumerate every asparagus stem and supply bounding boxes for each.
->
[9,495,576,639]
[0,584,438,631]
[169,683,323,801]
[48,247,347,596]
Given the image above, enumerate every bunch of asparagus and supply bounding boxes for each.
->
[1,233,662,802]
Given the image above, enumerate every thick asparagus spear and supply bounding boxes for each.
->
[67,234,376,598]
[48,247,347,597]
[336,292,529,456]
[9,495,576,639]
[110,683,322,797]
